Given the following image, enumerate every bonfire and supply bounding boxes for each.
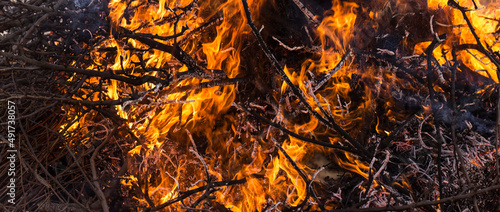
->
[0,0,499,211]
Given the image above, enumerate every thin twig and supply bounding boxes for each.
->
[418,115,433,150]
[449,47,480,212]
[314,49,352,92]
[122,27,227,80]
[16,107,90,211]
[307,82,332,120]
[290,0,320,27]
[497,83,500,184]
[90,137,111,212]
[270,138,325,210]
[241,106,356,154]
[187,129,212,209]
[146,179,246,211]
[372,151,390,180]
[272,36,304,51]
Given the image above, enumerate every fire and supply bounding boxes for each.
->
[81,0,284,210]
[94,0,377,209]
[416,0,500,82]
[55,0,500,210]
[456,1,500,82]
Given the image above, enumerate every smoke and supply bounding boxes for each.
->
[434,101,495,136]
[64,0,109,53]
[74,0,94,8]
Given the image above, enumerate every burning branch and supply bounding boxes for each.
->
[448,0,500,71]
[0,52,167,86]
[121,28,228,80]
[145,179,247,212]
[244,106,356,154]
[314,49,352,92]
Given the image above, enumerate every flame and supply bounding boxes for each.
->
[428,0,447,10]
[275,0,378,208]
[88,0,290,210]
[456,1,500,82]
[416,0,500,82]
[59,0,248,209]
[56,0,500,210]
[61,0,374,209]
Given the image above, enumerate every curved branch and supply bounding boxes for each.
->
[0,52,167,86]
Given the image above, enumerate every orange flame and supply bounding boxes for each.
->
[58,0,500,211]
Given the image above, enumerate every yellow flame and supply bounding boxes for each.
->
[416,0,500,82]
[58,0,500,210]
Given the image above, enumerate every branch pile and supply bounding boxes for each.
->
[0,0,499,211]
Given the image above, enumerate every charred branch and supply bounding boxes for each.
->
[448,0,500,72]
[0,52,167,86]
[121,27,227,80]
[314,49,352,92]
[145,179,247,212]
[244,107,357,154]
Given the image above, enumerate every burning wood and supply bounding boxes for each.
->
[1,0,499,211]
